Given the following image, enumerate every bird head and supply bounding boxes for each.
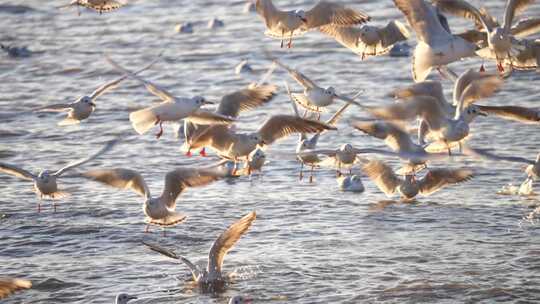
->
[229,295,251,304]
[340,143,354,153]
[80,96,96,107]
[463,105,487,122]
[115,293,138,304]
[325,86,336,96]
[295,10,307,23]
[193,96,212,107]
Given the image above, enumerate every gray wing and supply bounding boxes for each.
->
[216,85,277,117]
[503,0,536,33]
[419,168,474,195]
[255,0,289,31]
[432,0,494,31]
[207,211,256,277]
[305,1,370,29]
[105,55,176,102]
[511,18,540,37]
[79,168,150,198]
[159,167,224,209]
[393,0,450,44]
[53,138,118,177]
[273,58,317,89]
[89,56,159,100]
[477,105,539,123]
[454,70,503,109]
[258,115,337,145]
[362,160,401,196]
[0,163,36,181]
[142,241,202,281]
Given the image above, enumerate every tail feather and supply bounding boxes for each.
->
[146,212,187,227]
[58,117,81,126]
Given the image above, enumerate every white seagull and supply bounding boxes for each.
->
[115,293,138,304]
[143,211,256,291]
[337,175,365,192]
[78,167,225,235]
[35,58,157,126]
[59,0,127,15]
[255,0,370,48]
[106,56,234,139]
[0,138,117,212]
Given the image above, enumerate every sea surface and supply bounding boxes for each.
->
[1,1,540,303]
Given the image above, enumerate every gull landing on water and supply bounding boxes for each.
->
[35,58,157,126]
[337,175,365,193]
[78,167,225,235]
[363,160,474,201]
[143,211,256,292]
[106,56,235,139]
[255,0,370,48]
[59,0,127,15]
[0,139,117,213]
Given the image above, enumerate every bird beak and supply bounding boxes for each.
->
[89,102,96,107]
[128,295,138,300]
[203,100,214,105]
[478,111,488,117]
[300,17,308,23]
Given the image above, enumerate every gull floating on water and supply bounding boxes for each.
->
[229,295,251,304]
[255,0,370,48]
[0,138,117,212]
[393,0,477,81]
[337,175,365,192]
[175,22,194,34]
[433,0,540,72]
[363,159,474,201]
[272,57,363,117]
[35,58,157,126]
[106,55,234,139]
[208,18,225,29]
[0,278,31,300]
[0,43,31,58]
[319,20,410,60]
[59,0,127,15]
[143,211,256,291]
[115,293,138,304]
[79,166,225,235]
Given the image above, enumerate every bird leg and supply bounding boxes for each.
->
[53,202,57,213]
[479,60,486,72]
[162,228,166,237]
[309,165,314,183]
[287,31,294,48]
[316,108,321,120]
[37,203,41,213]
[299,162,304,181]
[199,148,207,157]
[280,29,284,48]
[336,162,342,177]
[302,109,308,118]
[155,116,164,139]
[246,156,251,175]
[446,141,452,156]
[185,149,192,157]
[232,157,239,176]
[144,225,150,233]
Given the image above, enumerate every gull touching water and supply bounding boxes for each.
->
[79,167,225,235]
[106,56,234,139]
[35,58,157,126]
[143,211,256,291]
[337,175,365,192]
[273,58,363,116]
[256,0,370,48]
[0,278,31,300]
[115,293,138,304]
[433,0,540,71]
[319,20,411,59]
[187,115,336,171]
[363,160,474,201]
[59,0,127,15]
[393,0,477,81]
[0,138,117,212]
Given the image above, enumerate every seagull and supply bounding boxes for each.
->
[363,160,474,201]
[59,0,127,15]
[255,0,370,48]
[0,138,117,212]
[78,167,225,235]
[229,295,251,304]
[175,22,194,34]
[182,84,277,156]
[477,104,539,124]
[35,58,157,126]
[235,59,254,75]
[143,211,256,291]
[369,69,503,154]
[351,121,448,174]
[115,293,138,304]
[393,0,477,81]
[0,44,31,58]
[208,18,225,29]
[246,148,267,175]
[272,57,364,117]
[337,175,365,192]
[433,0,540,72]
[319,20,411,59]
[187,115,336,172]
[106,56,234,139]
[286,81,352,182]
[0,278,31,300]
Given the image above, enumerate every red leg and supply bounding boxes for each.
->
[185,150,192,157]
[199,148,207,157]
[280,30,284,48]
[497,62,505,72]
[299,163,304,181]
[309,166,314,183]
[144,225,150,233]
[287,31,293,48]
[479,63,485,72]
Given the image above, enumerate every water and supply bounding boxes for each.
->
[1,1,540,303]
